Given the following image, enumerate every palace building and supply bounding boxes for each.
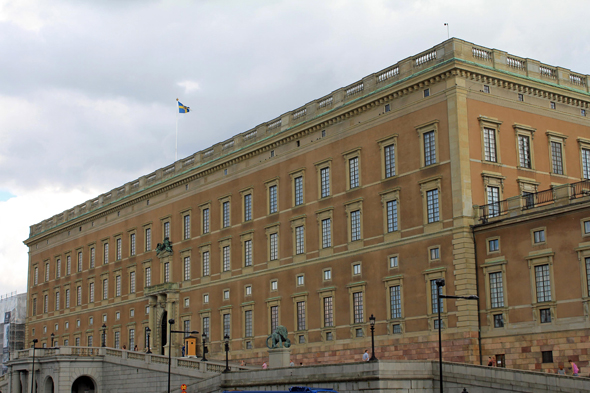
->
[24,38,590,371]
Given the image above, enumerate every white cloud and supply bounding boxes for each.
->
[177,80,200,94]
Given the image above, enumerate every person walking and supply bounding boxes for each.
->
[262,362,268,369]
[569,359,579,376]
[362,349,370,362]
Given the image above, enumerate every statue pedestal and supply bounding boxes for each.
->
[268,347,291,368]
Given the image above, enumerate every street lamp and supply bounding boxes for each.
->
[101,324,107,347]
[369,314,377,361]
[435,278,478,393]
[166,319,198,393]
[50,333,54,348]
[31,338,38,393]
[201,333,208,362]
[146,327,152,354]
[223,334,230,373]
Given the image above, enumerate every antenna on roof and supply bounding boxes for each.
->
[444,23,449,39]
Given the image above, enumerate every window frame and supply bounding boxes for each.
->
[316,207,333,257]
[199,202,211,235]
[514,123,536,170]
[423,268,447,331]
[240,187,254,223]
[342,148,362,191]
[289,168,305,207]
[384,275,404,334]
[265,224,280,265]
[265,178,279,215]
[416,120,439,168]
[478,116,502,164]
[377,134,399,180]
[345,198,363,248]
[526,251,556,325]
[419,176,442,230]
[380,188,401,242]
[219,194,232,229]
[314,158,332,199]
[546,131,568,176]
[577,137,590,180]
[241,231,254,269]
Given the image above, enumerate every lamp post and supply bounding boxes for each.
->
[101,324,107,347]
[166,318,198,393]
[146,327,152,354]
[434,278,478,393]
[223,334,230,373]
[201,333,208,362]
[50,333,54,348]
[369,314,377,361]
[31,338,38,393]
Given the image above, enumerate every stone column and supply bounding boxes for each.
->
[148,295,157,352]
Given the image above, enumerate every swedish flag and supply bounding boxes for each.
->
[178,100,190,114]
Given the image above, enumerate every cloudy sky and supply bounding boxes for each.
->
[1,0,589,296]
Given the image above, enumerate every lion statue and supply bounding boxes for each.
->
[266,325,291,349]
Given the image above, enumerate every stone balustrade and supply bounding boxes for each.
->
[28,38,590,239]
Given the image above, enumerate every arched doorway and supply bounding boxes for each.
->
[71,376,95,393]
[44,376,54,393]
[160,311,168,355]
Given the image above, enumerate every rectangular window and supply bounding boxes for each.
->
[129,329,135,349]
[353,292,363,324]
[164,221,170,239]
[202,208,210,233]
[535,264,551,302]
[518,135,531,168]
[297,275,304,286]
[583,149,590,179]
[323,297,333,327]
[540,308,552,323]
[130,272,136,293]
[294,176,303,206]
[164,262,170,283]
[75,337,80,347]
[244,194,252,221]
[103,243,109,264]
[541,350,553,363]
[269,185,278,214]
[145,228,151,251]
[184,215,191,240]
[483,85,490,94]
[145,267,151,287]
[324,269,331,281]
[384,144,395,178]
[349,157,359,188]
[297,301,306,331]
[65,289,70,308]
[430,247,440,260]
[45,263,49,281]
[550,102,556,110]
[351,210,361,241]
[487,186,500,217]
[116,238,122,261]
[245,310,253,337]
[114,331,120,349]
[320,167,330,198]
[222,201,230,228]
[244,240,252,267]
[424,88,431,97]
[202,316,210,337]
[56,291,60,310]
[390,285,401,319]
[270,306,279,332]
[77,252,83,272]
[67,255,71,275]
[551,141,564,175]
[534,229,546,244]
[202,251,210,276]
[489,239,499,252]
[483,128,497,162]
[183,256,190,281]
[56,259,61,278]
[89,282,94,303]
[424,130,436,166]
[77,286,82,306]
[44,294,48,313]
[34,266,38,285]
[431,280,443,313]
[103,279,108,300]
[494,314,504,328]
[426,189,440,223]
[130,234,136,256]
[90,248,95,269]
[223,314,230,338]
[270,233,278,261]
[489,272,504,308]
[386,200,398,232]
[183,320,190,337]
[321,218,331,248]
[116,275,121,297]
[353,263,361,275]
[87,336,93,347]
[223,246,230,272]
[518,93,524,102]
[295,226,305,255]
[389,256,398,268]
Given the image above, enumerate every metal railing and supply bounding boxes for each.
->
[571,179,590,199]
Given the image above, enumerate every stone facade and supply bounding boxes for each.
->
[23,38,590,373]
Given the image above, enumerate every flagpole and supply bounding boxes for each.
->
[175,98,178,161]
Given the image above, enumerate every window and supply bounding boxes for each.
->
[184,298,189,307]
[494,314,504,328]
[295,226,305,255]
[518,93,524,102]
[145,228,151,251]
[431,280,443,314]
[392,324,402,334]
[426,189,440,223]
[294,176,303,206]
[384,104,390,112]
[353,263,361,275]
[222,246,230,272]
[75,337,80,347]
[540,308,551,323]
[164,262,170,282]
[202,316,210,337]
[487,186,500,217]
[77,286,82,306]
[321,218,332,248]
[66,255,71,275]
[582,109,587,117]
[390,285,401,319]
[323,269,331,281]
[483,85,490,94]
[424,88,430,97]
[222,201,230,228]
[389,255,398,268]
[103,279,108,300]
[429,247,440,261]
[88,335,93,347]
[245,310,253,337]
[90,247,95,268]
[490,272,504,308]
[202,251,210,276]
[384,144,396,178]
[203,293,209,303]
[270,306,279,332]
[43,295,48,313]
[270,150,274,157]
[244,193,252,221]
[583,148,590,179]
[223,314,230,337]
[351,210,361,241]
[245,285,252,296]
[541,351,553,363]
[32,298,37,316]
[164,221,170,239]
[348,157,359,189]
[130,272,136,293]
[483,127,497,162]
[386,200,398,232]
[550,141,564,175]
[116,275,121,297]
[45,262,49,281]
[145,305,150,314]
[535,264,551,302]
[116,311,120,320]
[271,280,278,291]
[89,282,94,303]
[244,240,252,267]
[129,329,135,349]
[223,289,230,299]
[489,239,499,252]
[65,289,70,308]
[550,101,556,110]
[103,243,109,264]
[56,259,61,278]
[269,233,278,261]
[114,331,120,349]
[323,297,333,327]
[585,221,590,234]
[130,233,136,256]
[55,291,60,310]
[34,266,38,285]
[183,320,190,337]
[353,292,363,324]
[297,301,306,331]
[130,309,134,317]
[424,130,436,166]
[297,275,304,286]
[202,207,210,234]
[183,214,191,239]
[533,229,546,244]
[116,238,122,260]
[518,135,532,168]
[320,167,331,198]
[269,185,278,214]
[183,256,191,281]
[145,267,151,286]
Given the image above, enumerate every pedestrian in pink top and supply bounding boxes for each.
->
[569,359,579,376]
[262,362,268,369]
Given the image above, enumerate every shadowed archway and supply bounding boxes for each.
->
[71,376,95,393]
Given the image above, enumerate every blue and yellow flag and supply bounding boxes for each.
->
[178,100,190,114]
